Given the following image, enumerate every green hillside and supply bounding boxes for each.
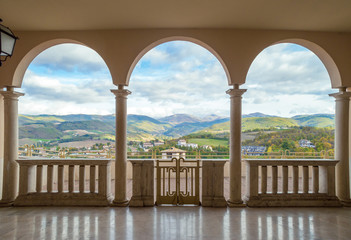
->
[242,117,298,131]
[293,114,334,128]
[19,123,63,139]
[19,115,66,125]
[57,120,115,133]
[197,117,298,134]
[242,127,334,152]
[127,122,171,141]
[188,138,228,147]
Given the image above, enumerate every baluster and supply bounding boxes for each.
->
[293,166,298,194]
[272,166,278,194]
[98,164,106,195]
[191,167,194,196]
[303,166,309,193]
[90,165,96,193]
[164,168,167,195]
[261,166,267,194]
[195,160,200,204]
[312,166,319,193]
[58,165,64,193]
[69,165,75,193]
[47,165,54,193]
[156,161,161,204]
[282,166,288,194]
[185,168,188,194]
[79,165,85,193]
[36,165,43,193]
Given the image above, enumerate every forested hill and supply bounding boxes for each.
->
[242,127,334,152]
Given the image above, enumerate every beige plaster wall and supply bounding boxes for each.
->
[0,29,350,90]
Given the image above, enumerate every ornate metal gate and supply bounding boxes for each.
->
[156,157,200,205]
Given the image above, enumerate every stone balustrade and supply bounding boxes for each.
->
[12,157,343,207]
[14,158,112,206]
[243,159,341,207]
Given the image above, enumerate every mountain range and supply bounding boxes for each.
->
[18,112,335,142]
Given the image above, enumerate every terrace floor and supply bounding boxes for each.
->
[1,206,350,239]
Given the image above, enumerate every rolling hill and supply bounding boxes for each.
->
[18,113,335,143]
[196,116,299,135]
[292,114,334,128]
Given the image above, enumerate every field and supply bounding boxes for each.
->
[187,138,228,147]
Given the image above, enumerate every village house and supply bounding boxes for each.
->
[177,139,198,148]
[299,139,316,148]
[161,147,186,159]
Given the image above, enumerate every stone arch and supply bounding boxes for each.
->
[125,36,231,86]
[245,38,341,88]
[12,39,113,87]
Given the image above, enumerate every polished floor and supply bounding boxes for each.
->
[1,207,351,240]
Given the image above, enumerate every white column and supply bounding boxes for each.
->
[226,84,246,207]
[111,85,131,206]
[0,87,24,205]
[330,87,351,205]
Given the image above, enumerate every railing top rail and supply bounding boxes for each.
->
[244,158,338,166]
[128,158,228,162]
[16,157,112,166]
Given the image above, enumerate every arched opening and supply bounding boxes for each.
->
[128,40,230,204]
[20,43,114,115]
[17,43,116,195]
[243,42,336,161]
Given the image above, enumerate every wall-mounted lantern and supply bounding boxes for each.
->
[0,19,18,66]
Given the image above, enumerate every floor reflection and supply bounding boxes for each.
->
[0,207,350,239]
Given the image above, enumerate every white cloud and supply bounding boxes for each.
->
[129,44,230,118]
[20,70,115,115]
[30,43,110,74]
[22,72,114,104]
[243,44,336,117]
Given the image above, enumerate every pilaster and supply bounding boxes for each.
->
[0,87,24,206]
[329,87,351,206]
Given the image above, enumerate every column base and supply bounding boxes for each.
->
[244,194,342,207]
[0,200,14,207]
[227,199,246,208]
[13,193,113,206]
[340,199,351,207]
[111,199,129,207]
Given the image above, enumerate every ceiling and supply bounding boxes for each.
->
[1,0,351,32]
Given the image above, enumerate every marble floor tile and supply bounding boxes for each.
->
[1,207,351,240]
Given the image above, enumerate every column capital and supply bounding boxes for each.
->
[226,88,247,97]
[110,89,132,98]
[329,91,351,100]
[0,90,25,100]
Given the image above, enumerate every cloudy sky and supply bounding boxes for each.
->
[19,41,336,118]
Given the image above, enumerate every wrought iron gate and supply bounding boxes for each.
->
[156,157,200,205]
